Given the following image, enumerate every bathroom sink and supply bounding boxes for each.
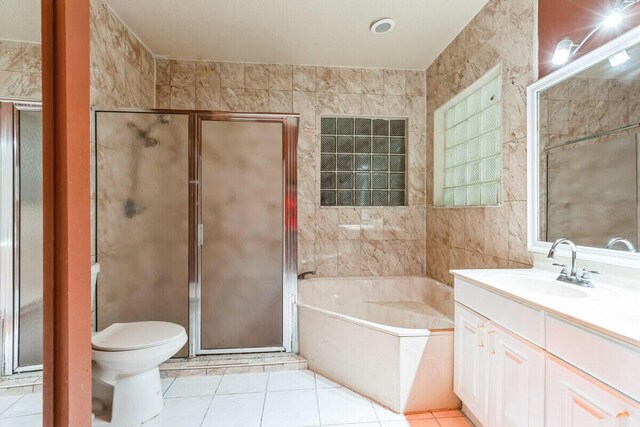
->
[477,270,589,298]
[505,280,588,298]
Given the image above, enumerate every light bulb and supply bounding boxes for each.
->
[552,38,574,65]
[604,8,623,27]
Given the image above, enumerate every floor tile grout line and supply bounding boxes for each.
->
[198,371,225,427]
[0,394,25,418]
[312,373,323,426]
[258,372,271,426]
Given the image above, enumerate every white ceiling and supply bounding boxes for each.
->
[0,0,40,43]
[105,0,489,70]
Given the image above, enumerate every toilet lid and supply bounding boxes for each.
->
[92,321,185,351]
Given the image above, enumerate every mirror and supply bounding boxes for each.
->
[529,28,640,258]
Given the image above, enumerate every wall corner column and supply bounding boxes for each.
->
[41,0,92,425]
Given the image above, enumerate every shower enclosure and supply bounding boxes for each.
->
[0,101,44,375]
[94,110,298,356]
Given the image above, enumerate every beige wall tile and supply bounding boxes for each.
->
[361,69,384,95]
[196,61,220,88]
[293,66,316,92]
[405,70,426,97]
[425,0,536,282]
[268,64,293,90]
[146,56,424,278]
[245,64,269,89]
[383,70,405,96]
[220,62,245,88]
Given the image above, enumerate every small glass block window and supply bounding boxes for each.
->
[320,116,407,206]
[442,75,501,207]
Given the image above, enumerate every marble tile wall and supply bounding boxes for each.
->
[425,0,537,285]
[0,39,41,100]
[89,0,155,109]
[90,0,156,260]
[155,61,427,276]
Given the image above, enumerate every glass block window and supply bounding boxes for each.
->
[442,75,501,207]
[320,117,406,207]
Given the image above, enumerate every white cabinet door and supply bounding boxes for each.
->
[455,302,489,425]
[488,322,545,427]
[547,354,640,427]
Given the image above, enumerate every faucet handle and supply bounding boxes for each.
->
[581,268,599,276]
[553,263,569,276]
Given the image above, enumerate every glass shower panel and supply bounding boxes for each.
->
[200,120,283,350]
[95,112,190,352]
[17,109,43,368]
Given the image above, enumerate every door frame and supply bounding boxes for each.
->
[0,99,43,376]
[194,112,299,355]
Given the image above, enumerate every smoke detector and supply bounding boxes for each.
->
[370,18,396,34]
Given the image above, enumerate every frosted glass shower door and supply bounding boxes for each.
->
[95,112,191,355]
[17,109,43,369]
[200,119,284,351]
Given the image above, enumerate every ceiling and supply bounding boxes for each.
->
[105,0,489,70]
[0,0,40,43]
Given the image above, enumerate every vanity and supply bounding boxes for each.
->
[452,268,640,426]
[450,24,640,427]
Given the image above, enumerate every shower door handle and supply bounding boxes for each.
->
[198,224,204,246]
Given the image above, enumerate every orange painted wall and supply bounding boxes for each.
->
[539,0,640,77]
[42,0,92,425]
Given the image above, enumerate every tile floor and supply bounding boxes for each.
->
[0,370,474,427]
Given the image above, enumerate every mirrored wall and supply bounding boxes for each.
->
[537,42,640,253]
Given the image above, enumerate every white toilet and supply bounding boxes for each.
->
[90,264,187,426]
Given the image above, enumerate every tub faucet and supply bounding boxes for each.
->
[606,237,637,252]
[547,238,598,287]
[297,270,316,280]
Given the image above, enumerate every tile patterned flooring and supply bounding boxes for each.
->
[0,370,474,426]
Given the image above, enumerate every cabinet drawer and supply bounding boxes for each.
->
[546,354,640,426]
[455,278,545,347]
[547,315,640,402]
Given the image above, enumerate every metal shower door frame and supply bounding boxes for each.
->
[193,112,299,356]
[92,108,299,358]
[0,100,43,376]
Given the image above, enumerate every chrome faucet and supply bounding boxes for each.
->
[606,237,637,252]
[297,270,316,280]
[547,238,598,287]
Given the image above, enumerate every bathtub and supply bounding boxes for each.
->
[298,276,460,414]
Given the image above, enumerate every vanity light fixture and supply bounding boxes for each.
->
[608,49,630,66]
[370,18,396,34]
[552,0,640,65]
[604,7,624,27]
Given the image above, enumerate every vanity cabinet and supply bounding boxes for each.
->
[454,303,489,425]
[546,354,640,426]
[488,322,545,427]
[454,276,640,427]
[454,302,545,427]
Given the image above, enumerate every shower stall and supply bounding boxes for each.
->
[94,110,298,356]
[0,100,44,375]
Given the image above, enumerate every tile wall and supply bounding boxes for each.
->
[155,61,427,276]
[425,0,537,285]
[89,0,155,109]
[89,0,156,260]
[0,40,41,99]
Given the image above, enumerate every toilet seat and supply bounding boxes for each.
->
[92,321,185,351]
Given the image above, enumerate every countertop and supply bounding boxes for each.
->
[451,268,640,348]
